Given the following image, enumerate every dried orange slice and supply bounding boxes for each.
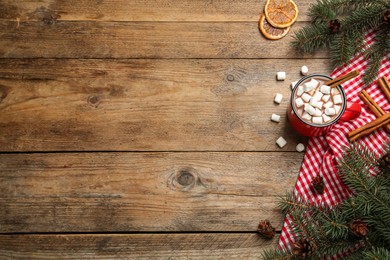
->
[259,13,290,40]
[264,0,298,29]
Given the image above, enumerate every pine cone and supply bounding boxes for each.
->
[328,19,341,33]
[257,219,275,239]
[379,152,390,173]
[311,175,324,194]
[350,219,368,237]
[292,238,315,258]
[384,9,390,22]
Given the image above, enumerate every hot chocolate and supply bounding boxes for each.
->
[292,75,345,126]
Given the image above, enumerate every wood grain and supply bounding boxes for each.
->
[0,233,278,259]
[0,152,300,232]
[0,59,331,152]
[0,0,314,22]
[0,21,326,59]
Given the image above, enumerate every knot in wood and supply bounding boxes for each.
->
[43,16,55,25]
[177,170,195,186]
[88,95,100,107]
[0,85,9,102]
[168,167,203,192]
[227,74,235,81]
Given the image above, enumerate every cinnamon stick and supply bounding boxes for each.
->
[359,90,390,133]
[378,76,390,101]
[324,69,360,88]
[348,113,390,142]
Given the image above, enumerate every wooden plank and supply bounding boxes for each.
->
[0,0,314,22]
[0,152,300,232]
[0,59,331,152]
[0,233,279,259]
[0,21,326,59]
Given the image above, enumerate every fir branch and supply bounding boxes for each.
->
[329,5,384,67]
[263,141,390,259]
[339,161,370,193]
[277,192,323,216]
[363,25,390,84]
[373,219,390,245]
[338,4,384,49]
[339,146,390,245]
[291,23,333,53]
[292,0,390,85]
[261,249,295,260]
[363,247,390,259]
[318,240,364,259]
[309,0,376,22]
[340,4,383,31]
[364,51,383,85]
[330,31,356,67]
[340,163,390,223]
[322,209,349,240]
[344,143,379,170]
[288,207,321,239]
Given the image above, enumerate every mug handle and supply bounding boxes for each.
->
[339,102,361,122]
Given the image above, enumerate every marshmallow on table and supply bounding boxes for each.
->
[333,94,343,104]
[320,85,331,94]
[277,72,286,81]
[295,97,304,108]
[274,93,283,104]
[302,93,312,102]
[301,65,309,76]
[296,143,305,152]
[312,116,323,124]
[276,136,287,148]
[271,114,281,123]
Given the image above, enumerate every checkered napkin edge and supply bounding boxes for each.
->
[278,32,390,252]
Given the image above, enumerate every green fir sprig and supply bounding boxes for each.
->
[262,141,390,259]
[292,0,390,85]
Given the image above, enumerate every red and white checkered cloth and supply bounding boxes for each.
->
[279,32,390,252]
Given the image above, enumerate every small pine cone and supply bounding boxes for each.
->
[328,19,341,33]
[292,238,315,258]
[350,219,368,237]
[311,175,324,194]
[379,152,390,173]
[257,219,275,239]
[384,9,390,22]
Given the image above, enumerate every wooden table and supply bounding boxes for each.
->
[0,0,331,258]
